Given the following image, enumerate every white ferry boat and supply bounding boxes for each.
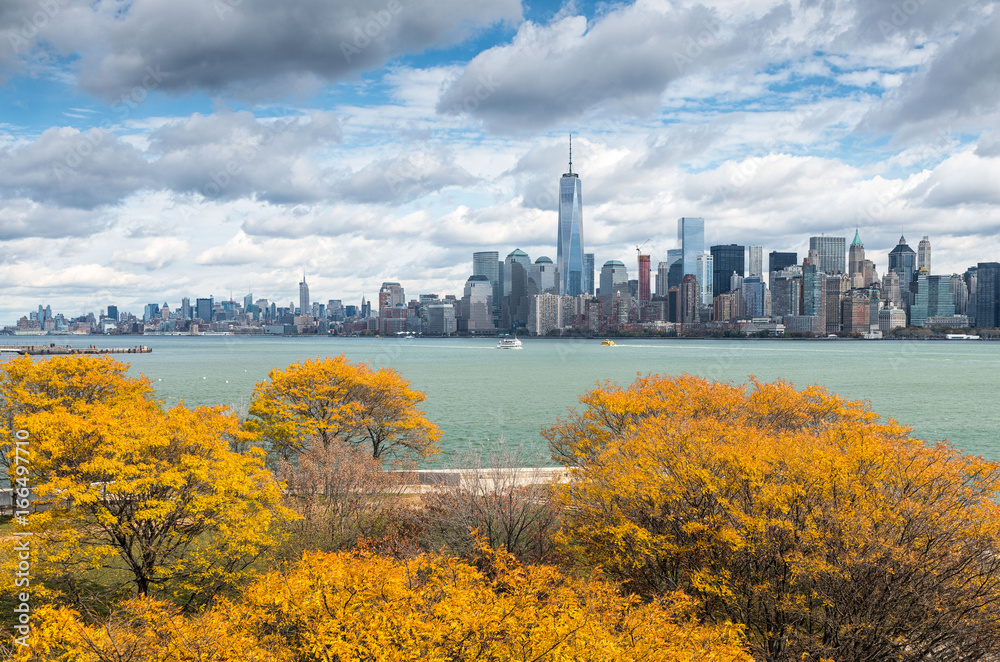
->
[496,336,523,349]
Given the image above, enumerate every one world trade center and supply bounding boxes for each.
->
[557,134,584,296]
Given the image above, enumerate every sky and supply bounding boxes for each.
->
[1,0,999,322]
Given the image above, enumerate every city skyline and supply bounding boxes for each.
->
[2,1,999,322]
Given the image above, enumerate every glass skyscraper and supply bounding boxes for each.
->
[557,136,585,296]
[677,217,704,278]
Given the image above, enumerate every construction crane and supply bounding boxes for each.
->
[634,238,651,257]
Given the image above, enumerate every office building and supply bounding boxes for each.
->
[696,254,713,306]
[889,235,918,288]
[461,275,495,334]
[748,245,763,278]
[106,305,118,322]
[502,249,532,330]
[742,277,766,317]
[768,251,797,276]
[910,274,955,327]
[677,217,705,278]
[918,236,931,273]
[599,260,629,315]
[678,274,699,325]
[655,261,670,298]
[557,135,585,296]
[473,251,501,321]
[196,297,213,323]
[529,256,559,295]
[710,244,744,297]
[975,262,1000,328]
[809,236,846,274]
[584,253,595,295]
[299,276,310,314]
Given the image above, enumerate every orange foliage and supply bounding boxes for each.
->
[8,542,750,662]
[247,354,441,461]
[549,374,1000,660]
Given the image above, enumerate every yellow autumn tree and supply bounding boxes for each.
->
[548,374,1000,660]
[0,356,293,608]
[246,354,441,461]
[7,541,751,662]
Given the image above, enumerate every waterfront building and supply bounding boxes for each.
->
[638,254,651,303]
[710,244,744,297]
[918,236,931,273]
[557,136,585,296]
[810,236,846,274]
[426,303,457,335]
[678,217,705,278]
[910,274,956,327]
[599,260,629,316]
[841,295,873,334]
[107,305,119,322]
[696,254,713,306]
[975,262,1000,328]
[768,251,798,278]
[879,307,907,333]
[749,245,763,279]
[528,293,564,335]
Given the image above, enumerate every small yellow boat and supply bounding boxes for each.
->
[600,339,616,346]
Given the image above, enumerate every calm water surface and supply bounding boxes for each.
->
[10,336,1000,466]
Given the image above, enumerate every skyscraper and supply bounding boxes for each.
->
[473,251,501,321]
[889,235,918,290]
[696,254,713,306]
[710,244,744,297]
[975,262,1000,328]
[918,236,931,273]
[638,254,651,302]
[557,135,585,296]
[748,245,763,279]
[299,275,310,314]
[599,260,629,315]
[769,251,797,277]
[583,253,595,295]
[809,236,846,274]
[677,217,705,277]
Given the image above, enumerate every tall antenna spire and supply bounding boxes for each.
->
[568,132,573,174]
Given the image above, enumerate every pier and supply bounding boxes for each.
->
[0,344,152,356]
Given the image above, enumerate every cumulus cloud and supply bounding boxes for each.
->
[437,1,742,131]
[338,149,478,204]
[0,127,152,209]
[0,198,110,239]
[116,237,189,270]
[859,14,1000,135]
[39,0,521,100]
